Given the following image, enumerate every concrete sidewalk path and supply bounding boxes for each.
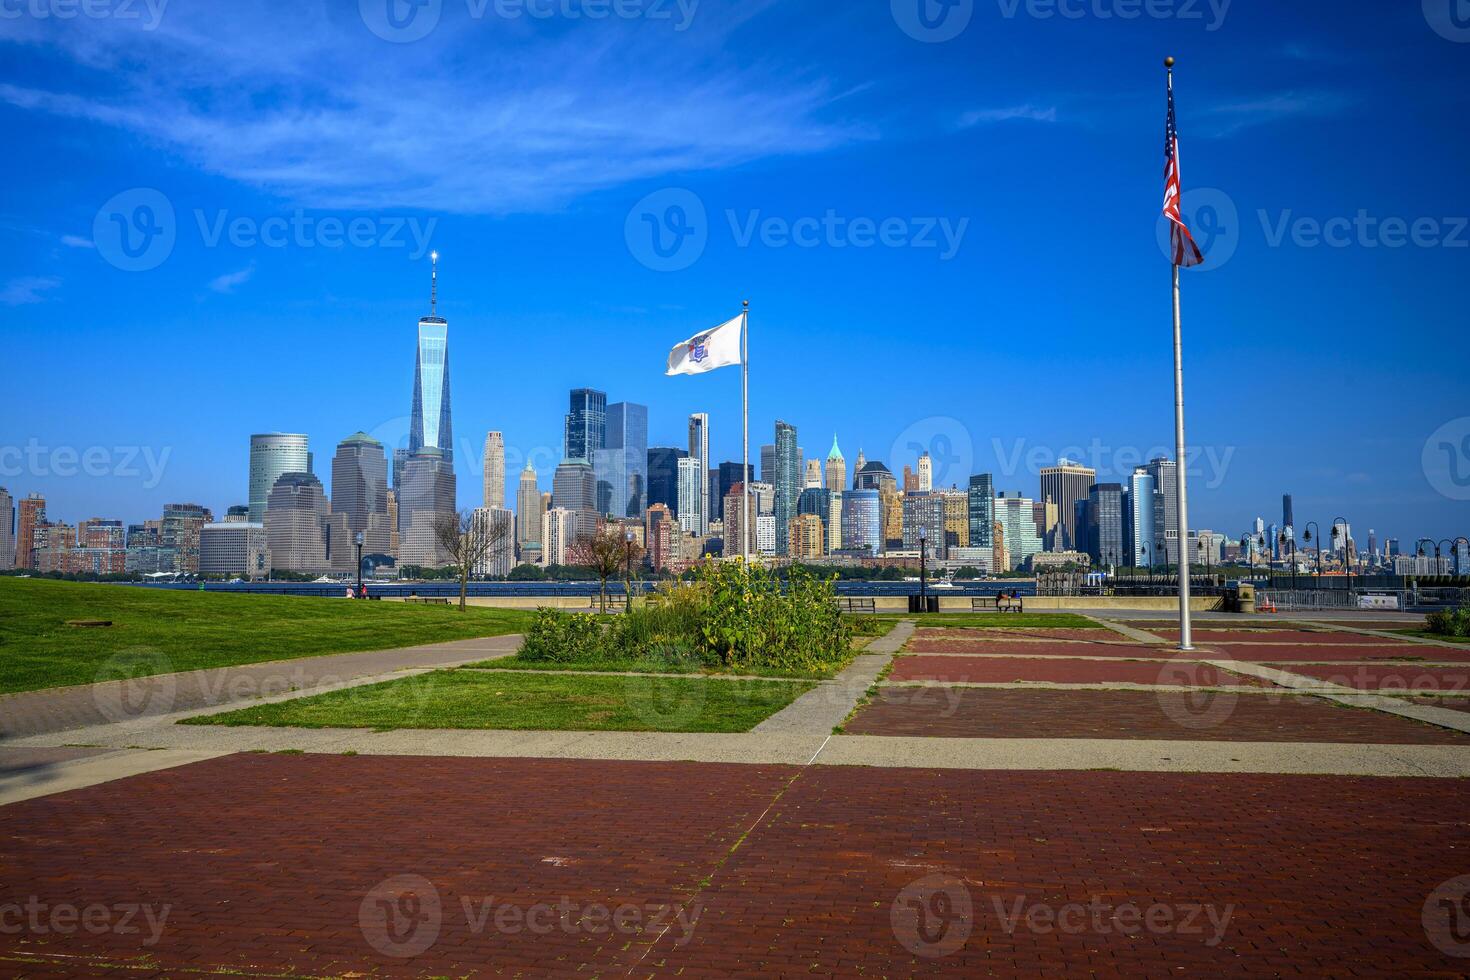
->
[0,633,523,739]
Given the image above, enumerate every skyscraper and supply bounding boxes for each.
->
[917,452,933,492]
[551,461,597,528]
[647,447,688,514]
[603,402,648,518]
[483,432,506,509]
[840,488,881,556]
[331,432,391,556]
[1124,468,1157,567]
[687,413,709,534]
[1085,483,1125,566]
[564,388,607,464]
[967,473,995,559]
[264,473,329,574]
[676,456,704,535]
[398,449,456,568]
[760,444,777,484]
[824,436,847,492]
[1039,459,1096,552]
[248,433,309,524]
[1145,457,1178,565]
[717,461,753,523]
[515,465,544,560]
[1282,493,1294,530]
[409,254,453,467]
[0,487,13,570]
[995,492,1044,568]
[804,459,823,489]
[773,420,799,557]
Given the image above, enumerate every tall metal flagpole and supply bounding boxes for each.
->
[1168,59,1194,652]
[742,299,750,563]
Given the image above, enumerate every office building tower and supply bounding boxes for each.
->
[755,513,777,556]
[853,460,896,494]
[687,413,710,531]
[1085,483,1125,566]
[331,432,392,556]
[263,474,329,574]
[825,436,847,493]
[1123,468,1157,567]
[717,461,753,524]
[542,508,579,567]
[647,447,688,514]
[826,490,843,554]
[409,256,453,467]
[223,505,250,523]
[939,489,968,550]
[902,493,948,558]
[853,449,866,485]
[398,449,456,568]
[773,421,799,557]
[645,503,675,571]
[721,484,756,558]
[1282,493,1294,530]
[515,465,543,558]
[601,403,648,519]
[902,465,917,493]
[917,452,933,492]
[993,519,1009,573]
[967,474,995,559]
[805,458,823,489]
[708,469,721,523]
[797,487,831,552]
[840,488,882,557]
[1039,459,1096,552]
[0,487,12,570]
[564,388,607,464]
[1144,457,1179,565]
[995,492,1044,567]
[470,507,515,577]
[248,433,309,524]
[760,444,777,484]
[161,503,212,574]
[16,493,45,570]
[551,461,597,530]
[676,457,704,535]
[789,513,825,560]
[200,522,268,579]
[748,481,776,516]
[482,432,505,509]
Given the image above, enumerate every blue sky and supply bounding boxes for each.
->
[2,0,1468,544]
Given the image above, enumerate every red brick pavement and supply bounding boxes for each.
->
[1208,643,1470,663]
[3,756,1469,975]
[1278,664,1470,693]
[888,656,1273,687]
[1146,629,1414,645]
[915,627,1116,641]
[908,638,1202,659]
[843,688,1470,742]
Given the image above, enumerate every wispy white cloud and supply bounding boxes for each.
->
[1201,91,1353,136]
[61,234,95,248]
[0,276,61,306]
[208,264,255,294]
[957,104,1057,128]
[0,3,863,215]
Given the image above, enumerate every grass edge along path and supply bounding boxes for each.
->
[0,578,533,695]
[181,669,817,733]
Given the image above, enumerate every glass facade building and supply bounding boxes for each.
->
[564,388,607,464]
[601,402,648,519]
[773,421,799,557]
[248,433,309,524]
[647,447,688,515]
[1124,469,1156,567]
[840,489,881,557]
[1085,482,1125,566]
[967,473,994,554]
[409,318,453,466]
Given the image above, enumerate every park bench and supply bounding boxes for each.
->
[837,597,876,613]
[975,595,1024,613]
[404,596,451,605]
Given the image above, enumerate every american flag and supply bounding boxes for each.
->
[1162,83,1204,267]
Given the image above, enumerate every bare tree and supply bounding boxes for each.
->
[435,509,513,612]
[568,526,643,613]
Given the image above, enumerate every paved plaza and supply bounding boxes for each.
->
[4,612,1470,975]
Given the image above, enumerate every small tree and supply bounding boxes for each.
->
[435,510,513,612]
[568,526,642,613]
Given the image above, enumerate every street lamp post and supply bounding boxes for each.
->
[624,529,635,614]
[918,526,928,613]
[1452,537,1470,577]
[1332,517,1352,597]
[1302,522,1322,581]
[354,531,364,598]
[1280,531,1297,591]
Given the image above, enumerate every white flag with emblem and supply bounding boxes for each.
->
[666,314,743,376]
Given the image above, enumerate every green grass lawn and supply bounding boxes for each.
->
[1392,629,1470,644]
[463,651,853,680]
[182,669,814,733]
[0,578,534,694]
[876,612,1101,629]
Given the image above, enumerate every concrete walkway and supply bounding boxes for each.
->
[0,633,523,738]
[752,620,915,734]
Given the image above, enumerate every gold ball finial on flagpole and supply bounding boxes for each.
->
[743,299,749,309]
[1164,56,1175,68]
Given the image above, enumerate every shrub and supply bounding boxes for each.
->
[516,561,853,672]
[1425,605,1470,638]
